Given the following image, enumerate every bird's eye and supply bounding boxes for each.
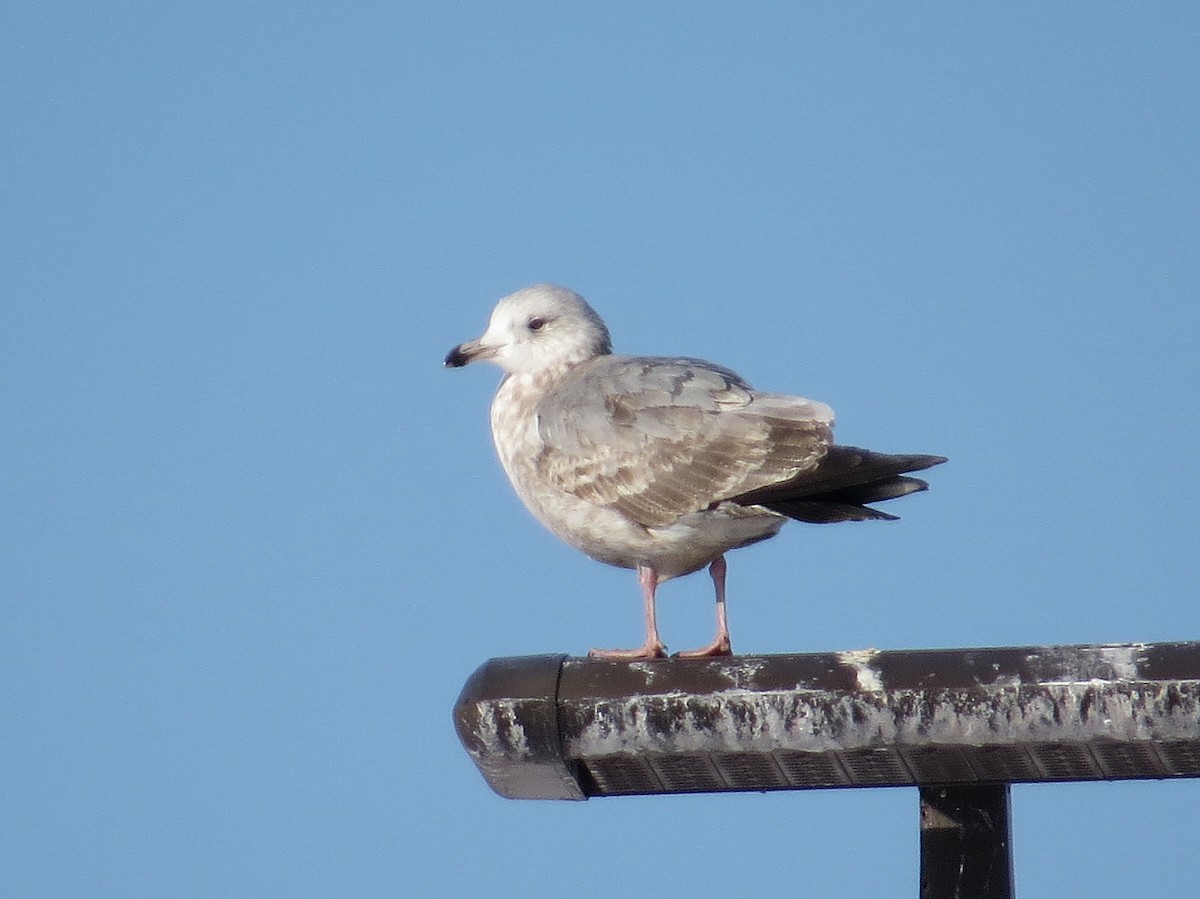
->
[527,317,547,332]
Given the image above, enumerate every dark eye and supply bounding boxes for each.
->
[527,317,547,332]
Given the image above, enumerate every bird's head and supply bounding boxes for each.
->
[444,284,613,376]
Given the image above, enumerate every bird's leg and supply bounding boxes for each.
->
[588,564,668,660]
[675,555,733,658]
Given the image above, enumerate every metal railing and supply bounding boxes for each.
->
[454,641,1200,898]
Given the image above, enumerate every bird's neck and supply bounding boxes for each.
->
[501,352,597,398]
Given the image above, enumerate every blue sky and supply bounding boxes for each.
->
[3,3,1198,896]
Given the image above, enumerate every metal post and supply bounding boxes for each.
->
[920,784,1013,899]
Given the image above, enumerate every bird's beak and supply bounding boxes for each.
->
[444,337,493,368]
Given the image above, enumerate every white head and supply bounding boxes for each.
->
[445,284,612,376]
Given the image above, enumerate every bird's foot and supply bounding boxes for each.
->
[673,636,733,659]
[588,641,668,661]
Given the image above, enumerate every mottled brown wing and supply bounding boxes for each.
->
[534,355,834,528]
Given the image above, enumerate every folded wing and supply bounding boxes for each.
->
[534,355,835,528]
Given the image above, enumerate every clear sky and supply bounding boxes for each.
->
[4,3,1198,896]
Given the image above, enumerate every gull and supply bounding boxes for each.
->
[445,284,945,660]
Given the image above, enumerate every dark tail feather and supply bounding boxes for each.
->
[731,447,946,524]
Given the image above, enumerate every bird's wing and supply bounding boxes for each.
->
[534,355,834,528]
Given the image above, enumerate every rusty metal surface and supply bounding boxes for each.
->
[453,642,1200,800]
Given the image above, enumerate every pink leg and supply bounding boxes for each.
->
[588,564,668,660]
[675,555,733,658]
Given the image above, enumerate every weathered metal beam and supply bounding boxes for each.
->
[453,641,1200,800]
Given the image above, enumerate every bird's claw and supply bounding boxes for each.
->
[587,642,668,661]
[673,638,733,659]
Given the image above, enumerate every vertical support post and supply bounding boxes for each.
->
[919,784,1014,899]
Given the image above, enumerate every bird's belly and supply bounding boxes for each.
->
[643,505,785,579]
[522,486,784,580]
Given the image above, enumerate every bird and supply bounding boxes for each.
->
[445,284,945,660]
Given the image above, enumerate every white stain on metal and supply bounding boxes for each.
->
[564,681,1200,762]
[716,656,769,687]
[469,700,533,759]
[837,649,884,692]
[1103,644,1144,681]
[1032,644,1148,686]
[626,660,663,685]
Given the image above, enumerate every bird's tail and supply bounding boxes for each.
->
[731,447,947,524]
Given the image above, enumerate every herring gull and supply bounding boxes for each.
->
[445,284,945,660]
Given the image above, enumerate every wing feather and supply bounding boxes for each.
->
[535,355,834,527]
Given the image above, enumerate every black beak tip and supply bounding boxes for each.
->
[444,345,468,368]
